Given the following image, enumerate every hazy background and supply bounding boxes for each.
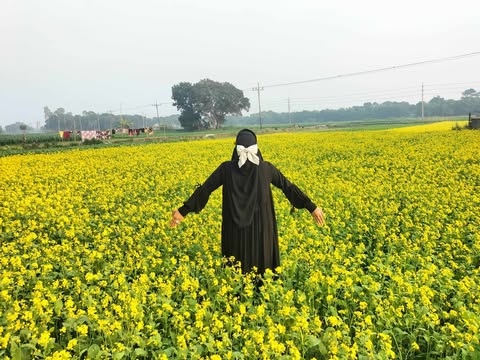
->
[1,0,480,128]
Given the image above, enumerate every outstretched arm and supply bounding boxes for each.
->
[270,163,326,226]
[170,163,224,228]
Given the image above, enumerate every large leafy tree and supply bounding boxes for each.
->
[171,82,204,130]
[172,79,250,130]
[462,88,479,98]
[43,107,54,130]
[461,88,480,113]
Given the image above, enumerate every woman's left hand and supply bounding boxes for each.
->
[311,207,325,225]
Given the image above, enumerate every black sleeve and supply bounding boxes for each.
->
[269,163,317,213]
[178,163,224,216]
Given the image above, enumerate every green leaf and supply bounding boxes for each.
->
[306,334,321,348]
[88,344,101,358]
[232,351,245,359]
[10,342,22,360]
[54,299,63,315]
[63,317,76,329]
[113,351,125,359]
[20,343,37,350]
[134,348,148,357]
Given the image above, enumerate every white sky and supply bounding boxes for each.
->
[1,0,480,128]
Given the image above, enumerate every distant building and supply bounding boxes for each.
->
[468,113,480,129]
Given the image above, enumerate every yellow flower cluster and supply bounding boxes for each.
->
[1,121,479,358]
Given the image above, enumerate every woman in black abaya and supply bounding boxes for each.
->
[170,129,325,274]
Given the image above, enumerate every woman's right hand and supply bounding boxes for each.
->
[170,209,184,228]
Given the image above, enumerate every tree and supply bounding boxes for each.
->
[172,79,250,130]
[19,124,27,143]
[193,79,250,129]
[44,106,57,130]
[54,108,66,130]
[462,88,479,98]
[171,82,204,130]
[461,88,480,113]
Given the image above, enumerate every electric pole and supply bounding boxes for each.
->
[421,83,424,121]
[252,83,264,129]
[151,101,173,137]
[152,101,166,137]
[153,101,160,123]
[108,110,114,130]
[120,103,124,128]
[288,97,291,127]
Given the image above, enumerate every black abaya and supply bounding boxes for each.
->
[178,160,317,274]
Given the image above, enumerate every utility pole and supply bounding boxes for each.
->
[153,101,160,123]
[421,83,424,121]
[252,83,264,129]
[288,97,291,127]
[108,110,114,130]
[152,101,166,137]
[120,103,124,128]
[152,101,161,136]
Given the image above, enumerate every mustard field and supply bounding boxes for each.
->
[1,122,479,359]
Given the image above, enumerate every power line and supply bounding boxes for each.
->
[251,81,480,106]
[106,102,174,115]
[247,81,480,115]
[92,53,479,119]
[282,87,422,102]
[245,51,480,90]
[251,89,422,108]
[424,80,480,87]
[97,53,479,119]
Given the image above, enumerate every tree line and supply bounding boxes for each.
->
[227,88,480,126]
[3,84,479,134]
[170,81,479,129]
[41,107,178,132]
[38,87,480,131]
[37,79,251,132]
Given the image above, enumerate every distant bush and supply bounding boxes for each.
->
[452,122,471,131]
[82,138,103,145]
[0,133,66,146]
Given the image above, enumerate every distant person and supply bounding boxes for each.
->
[170,129,325,274]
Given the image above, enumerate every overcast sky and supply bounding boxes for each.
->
[1,0,480,128]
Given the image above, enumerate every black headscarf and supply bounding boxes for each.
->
[226,129,264,227]
[230,129,263,164]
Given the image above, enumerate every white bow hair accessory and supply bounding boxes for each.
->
[236,144,260,168]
